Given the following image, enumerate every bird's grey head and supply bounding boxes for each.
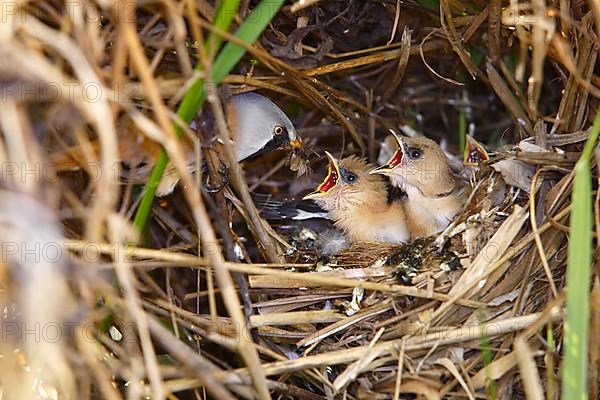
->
[229,92,301,162]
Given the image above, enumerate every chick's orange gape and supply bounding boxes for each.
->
[387,146,404,168]
[317,162,338,193]
[304,151,341,199]
[463,135,490,166]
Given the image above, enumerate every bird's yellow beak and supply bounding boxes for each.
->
[370,131,406,174]
[463,135,489,166]
[303,151,340,200]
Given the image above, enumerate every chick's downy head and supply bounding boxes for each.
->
[304,152,387,213]
[371,133,456,198]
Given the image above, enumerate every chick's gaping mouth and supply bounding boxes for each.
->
[317,164,338,193]
[303,155,340,200]
[387,149,404,168]
[464,141,489,166]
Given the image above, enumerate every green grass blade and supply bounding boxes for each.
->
[478,309,497,399]
[209,0,285,84]
[133,0,285,232]
[207,0,242,57]
[133,151,170,231]
[562,107,600,400]
[416,0,439,12]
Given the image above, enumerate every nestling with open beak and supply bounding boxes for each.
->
[461,133,491,186]
[463,134,490,167]
[371,134,465,238]
[303,152,410,244]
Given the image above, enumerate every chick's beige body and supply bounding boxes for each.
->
[304,154,410,244]
[373,135,465,238]
[402,180,463,238]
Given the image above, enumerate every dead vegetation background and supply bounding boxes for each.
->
[0,0,599,399]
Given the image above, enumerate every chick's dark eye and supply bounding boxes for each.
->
[409,148,422,159]
[274,125,286,136]
[346,173,357,183]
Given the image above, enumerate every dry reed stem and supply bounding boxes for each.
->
[122,11,271,398]
[529,168,559,297]
[147,317,236,399]
[296,301,392,348]
[64,242,485,307]
[76,334,123,400]
[392,338,406,400]
[435,357,475,400]
[249,310,345,327]
[108,218,165,399]
[228,309,561,379]
[25,19,120,242]
[428,205,571,325]
[515,339,545,400]
[290,0,323,13]
[450,205,529,297]
[332,327,386,392]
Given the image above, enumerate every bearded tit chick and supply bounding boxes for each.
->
[463,134,507,210]
[463,134,490,167]
[461,134,490,182]
[371,133,465,238]
[303,152,410,244]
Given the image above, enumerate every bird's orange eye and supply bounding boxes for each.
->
[274,125,285,136]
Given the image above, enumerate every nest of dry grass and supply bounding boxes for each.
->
[1,0,600,399]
